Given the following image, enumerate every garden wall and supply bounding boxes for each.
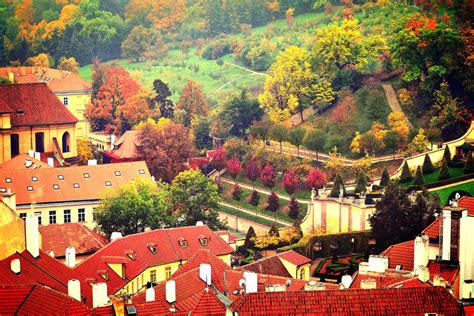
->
[218,211,270,235]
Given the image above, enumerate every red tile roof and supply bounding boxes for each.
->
[380,240,414,271]
[0,284,89,315]
[350,271,429,289]
[106,131,140,160]
[0,67,92,93]
[237,255,292,278]
[189,289,226,315]
[0,153,51,170]
[0,83,78,127]
[229,287,462,315]
[278,250,311,266]
[423,218,441,239]
[459,196,474,214]
[427,261,459,285]
[0,161,150,205]
[39,223,109,258]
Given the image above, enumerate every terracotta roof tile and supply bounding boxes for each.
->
[237,255,292,278]
[229,287,462,315]
[427,261,459,285]
[423,218,441,240]
[277,250,311,266]
[0,153,51,170]
[39,223,109,257]
[380,240,414,271]
[105,131,140,160]
[0,83,78,127]
[191,290,226,315]
[459,196,474,215]
[350,271,428,289]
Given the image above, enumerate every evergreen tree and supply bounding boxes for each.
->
[232,183,242,201]
[464,151,474,174]
[400,161,413,183]
[249,190,260,206]
[443,146,451,166]
[266,191,280,212]
[380,168,390,187]
[413,166,424,185]
[292,220,304,241]
[439,158,450,181]
[330,173,346,197]
[422,154,434,174]
[244,226,257,249]
[288,197,300,220]
[268,222,280,237]
[354,172,367,194]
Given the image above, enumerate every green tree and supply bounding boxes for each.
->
[269,124,289,153]
[330,173,346,198]
[169,169,226,230]
[422,154,434,174]
[121,26,158,61]
[380,168,390,187]
[413,166,424,185]
[219,90,263,137]
[268,222,280,237]
[400,161,413,183]
[244,226,257,249]
[150,79,174,119]
[57,57,80,73]
[443,146,452,165]
[288,197,300,220]
[354,172,367,194]
[438,158,450,181]
[465,151,474,174]
[303,129,326,161]
[383,130,401,156]
[289,128,306,156]
[193,117,213,150]
[96,178,172,236]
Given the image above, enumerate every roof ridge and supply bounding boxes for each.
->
[166,229,181,264]
[77,223,107,247]
[18,251,70,287]
[14,284,35,314]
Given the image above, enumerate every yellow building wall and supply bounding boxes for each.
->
[0,202,25,260]
[88,132,112,151]
[279,258,310,281]
[56,93,91,139]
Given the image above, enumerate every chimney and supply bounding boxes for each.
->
[110,232,122,242]
[442,209,451,261]
[25,214,39,258]
[110,134,116,150]
[461,281,473,300]
[66,246,76,268]
[199,263,212,285]
[25,159,32,168]
[146,286,155,302]
[417,265,430,283]
[92,282,109,308]
[68,279,81,302]
[265,284,286,292]
[413,235,429,275]
[368,255,388,273]
[358,262,369,275]
[8,72,14,83]
[243,272,258,293]
[360,279,377,289]
[10,258,20,274]
[28,149,34,158]
[47,157,54,167]
[88,159,97,166]
[165,280,176,304]
[196,221,204,226]
[341,275,353,289]
[34,152,41,161]
[433,275,446,287]
[304,280,326,291]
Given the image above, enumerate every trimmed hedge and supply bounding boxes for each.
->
[400,161,413,183]
[413,166,424,185]
[422,154,434,174]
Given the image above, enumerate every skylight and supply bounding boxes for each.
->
[5,178,11,183]
[58,175,64,180]
[32,176,38,182]
[105,181,112,186]
[73,183,80,188]
[27,186,33,191]
[53,184,59,189]
[83,173,90,178]
[115,171,121,176]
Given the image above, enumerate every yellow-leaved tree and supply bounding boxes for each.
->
[387,111,410,148]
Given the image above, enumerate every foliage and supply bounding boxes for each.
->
[324,147,346,175]
[383,130,401,154]
[369,184,437,250]
[260,163,277,188]
[268,222,280,237]
[223,138,250,161]
[96,178,172,236]
[303,129,326,160]
[288,197,300,220]
[210,147,227,171]
[380,168,390,187]
[169,169,225,230]
[137,118,195,182]
[408,128,429,154]
[266,191,280,212]
[354,172,367,194]
[193,117,213,150]
[259,46,334,123]
[413,166,424,185]
[244,226,257,249]
[443,146,452,165]
[422,154,434,174]
[400,161,413,183]
[465,151,474,174]
[330,173,346,198]
[121,26,165,61]
[289,128,306,155]
[176,80,209,127]
[387,112,410,148]
[219,90,263,137]
[57,56,79,73]
[227,157,242,179]
[438,158,450,181]
[352,154,373,176]
[250,119,272,142]
[282,170,299,195]
[249,190,260,206]
[306,168,327,190]
[26,53,50,67]
[232,183,242,201]
[269,124,289,152]
[77,139,94,165]
[245,159,261,183]
[150,79,174,119]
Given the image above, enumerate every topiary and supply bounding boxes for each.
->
[413,166,424,185]
[330,173,346,197]
[249,190,260,206]
[232,183,242,201]
[400,161,413,183]
[288,197,300,220]
[354,172,367,194]
[266,191,280,212]
[244,226,257,249]
[438,158,450,181]
[268,222,280,237]
[464,151,474,174]
[443,146,451,166]
[380,168,390,187]
[422,154,434,174]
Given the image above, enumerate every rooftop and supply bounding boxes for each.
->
[380,240,414,271]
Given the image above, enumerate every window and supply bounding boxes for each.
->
[150,270,156,283]
[98,270,109,281]
[49,211,56,224]
[115,171,121,176]
[199,236,208,246]
[53,184,59,190]
[299,268,305,280]
[147,243,157,254]
[5,178,11,183]
[105,181,112,186]
[178,238,187,248]
[92,208,97,221]
[32,176,38,182]
[395,264,402,270]
[64,209,71,223]
[0,188,5,193]
[62,132,70,153]
[126,250,136,261]
[34,211,42,225]
[35,132,44,153]
[313,242,322,252]
[63,97,69,105]
[10,134,19,157]
[73,183,80,188]
[78,208,85,222]
[165,266,172,280]
[83,173,90,178]
[19,213,27,220]
[27,186,33,191]
[139,169,145,174]
[58,175,64,180]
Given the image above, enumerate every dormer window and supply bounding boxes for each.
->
[97,270,109,281]
[147,243,157,254]
[53,184,59,190]
[73,183,80,188]
[31,176,38,182]
[125,250,136,261]
[58,175,64,180]
[178,238,188,248]
[139,169,145,174]
[6,178,12,183]
[27,186,33,191]
[105,181,112,186]
[83,173,90,178]
[199,235,208,246]
[0,188,6,193]
[115,171,121,176]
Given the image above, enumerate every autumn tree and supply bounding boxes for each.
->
[176,80,209,127]
[232,183,242,201]
[76,139,94,165]
[219,90,263,137]
[245,159,261,183]
[306,168,327,190]
[57,57,79,73]
[266,191,280,213]
[150,79,174,119]
[282,170,299,195]
[249,190,260,206]
[288,197,300,220]
[26,53,50,68]
[227,157,242,180]
[324,147,346,176]
[303,129,326,161]
[269,124,288,153]
[210,147,227,171]
[387,112,410,148]
[408,128,429,154]
[137,119,195,182]
[121,26,162,61]
[259,46,334,123]
[125,0,185,32]
[289,128,306,156]
[261,163,276,188]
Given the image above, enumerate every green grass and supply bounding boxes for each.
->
[400,167,466,188]
[431,180,474,205]
[219,204,284,228]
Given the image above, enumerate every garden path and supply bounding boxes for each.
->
[381,84,414,129]
[219,201,292,227]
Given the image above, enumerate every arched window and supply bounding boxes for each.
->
[62,132,70,153]
[299,268,305,280]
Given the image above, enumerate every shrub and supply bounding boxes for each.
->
[282,170,299,195]
[439,158,450,181]
[422,154,434,174]
[380,168,390,187]
[244,226,257,249]
[215,177,223,194]
[268,222,280,237]
[354,172,367,194]
[288,197,300,220]
[261,163,276,188]
[245,159,261,182]
[400,161,413,183]
[330,173,346,197]
[249,190,260,206]
[465,151,474,174]
[266,191,280,212]
[413,166,424,185]
[232,184,242,201]
[227,157,242,179]
[306,168,327,190]
[443,146,451,165]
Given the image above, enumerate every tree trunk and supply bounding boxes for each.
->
[299,108,304,123]
[316,150,319,162]
[280,141,282,153]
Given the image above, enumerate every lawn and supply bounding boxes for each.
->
[218,204,284,228]
[400,167,466,188]
[431,180,474,205]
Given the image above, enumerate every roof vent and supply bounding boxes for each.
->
[25,159,32,168]
[199,263,212,285]
[304,281,326,291]
[125,250,136,261]
[341,275,353,289]
[285,279,292,287]
[199,235,208,246]
[97,270,109,281]
[239,279,246,288]
[165,280,176,304]
[47,250,55,258]
[178,237,187,248]
[110,232,122,242]
[10,258,20,274]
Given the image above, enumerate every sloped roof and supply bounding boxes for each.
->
[0,161,150,205]
[0,154,51,170]
[0,67,92,93]
[0,284,89,315]
[380,240,414,271]
[459,196,474,214]
[0,83,78,127]
[278,251,311,266]
[427,261,459,285]
[229,287,462,315]
[423,218,441,240]
[237,255,292,278]
[39,223,109,258]
[349,271,429,289]
[106,131,140,160]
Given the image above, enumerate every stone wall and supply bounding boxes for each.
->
[218,211,270,235]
